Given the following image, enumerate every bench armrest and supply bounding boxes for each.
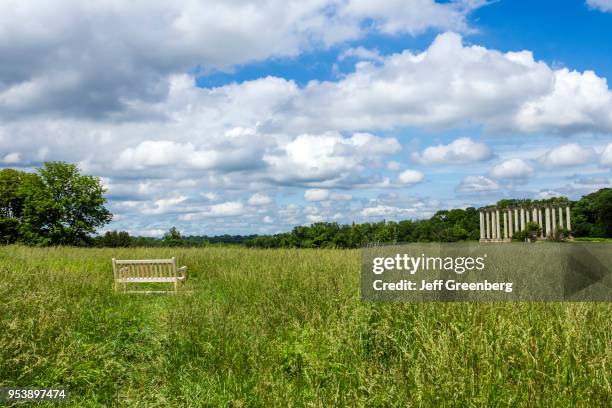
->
[177,266,188,282]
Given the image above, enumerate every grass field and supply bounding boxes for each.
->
[0,245,610,407]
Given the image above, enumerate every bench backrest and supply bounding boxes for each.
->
[112,258,177,279]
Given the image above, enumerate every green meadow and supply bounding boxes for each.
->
[0,245,610,407]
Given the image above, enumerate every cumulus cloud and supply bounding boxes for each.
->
[411,137,493,164]
[538,143,596,167]
[248,193,273,206]
[340,0,485,35]
[489,158,534,179]
[587,0,612,12]
[0,1,485,120]
[397,169,425,184]
[1,152,21,164]
[339,47,383,62]
[536,189,568,199]
[457,175,499,193]
[142,196,188,215]
[304,189,353,201]
[601,143,612,167]
[264,132,400,186]
[386,161,401,171]
[180,201,245,220]
[266,32,612,135]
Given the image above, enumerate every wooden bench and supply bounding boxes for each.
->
[112,257,187,294]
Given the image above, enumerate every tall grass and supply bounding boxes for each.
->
[0,245,610,407]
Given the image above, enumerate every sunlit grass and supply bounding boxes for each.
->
[0,245,610,407]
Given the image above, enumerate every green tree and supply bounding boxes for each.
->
[0,168,28,243]
[97,230,131,247]
[163,227,183,246]
[18,162,112,246]
[572,188,612,237]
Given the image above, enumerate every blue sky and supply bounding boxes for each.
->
[1,0,611,236]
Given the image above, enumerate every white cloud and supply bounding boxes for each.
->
[329,192,353,201]
[248,193,273,206]
[398,169,424,184]
[412,137,493,165]
[304,189,353,201]
[180,201,245,220]
[115,127,266,172]
[386,161,401,171]
[1,152,21,164]
[360,205,417,218]
[457,175,499,193]
[339,47,383,62]
[587,0,612,12]
[270,32,612,135]
[601,143,612,167]
[0,1,485,119]
[201,192,220,201]
[304,189,330,201]
[265,132,400,185]
[263,215,273,224]
[340,0,485,35]
[515,69,612,133]
[489,158,534,179]
[206,202,245,217]
[142,196,188,215]
[538,143,596,167]
[536,189,565,199]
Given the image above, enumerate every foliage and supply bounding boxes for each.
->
[94,230,132,247]
[572,188,612,238]
[0,168,28,243]
[550,227,571,242]
[512,230,529,242]
[162,226,184,247]
[245,208,480,248]
[525,221,541,241]
[0,162,111,246]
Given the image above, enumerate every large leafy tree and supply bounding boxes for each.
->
[0,168,28,243]
[573,188,612,237]
[18,162,112,245]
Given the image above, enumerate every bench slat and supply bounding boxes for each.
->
[116,277,182,283]
[114,259,176,264]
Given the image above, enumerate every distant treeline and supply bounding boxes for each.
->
[95,188,612,248]
[94,228,257,247]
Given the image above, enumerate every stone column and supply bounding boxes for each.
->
[491,211,497,239]
[558,207,563,230]
[486,210,491,239]
[537,208,543,236]
[532,208,538,227]
[480,211,485,240]
[552,206,557,235]
[503,212,508,239]
[508,209,514,238]
[514,209,519,232]
[520,208,526,231]
[545,207,551,237]
[495,209,501,240]
[566,206,571,230]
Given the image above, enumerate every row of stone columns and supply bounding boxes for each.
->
[479,205,571,242]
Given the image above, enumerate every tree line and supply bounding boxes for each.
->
[1,162,610,247]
